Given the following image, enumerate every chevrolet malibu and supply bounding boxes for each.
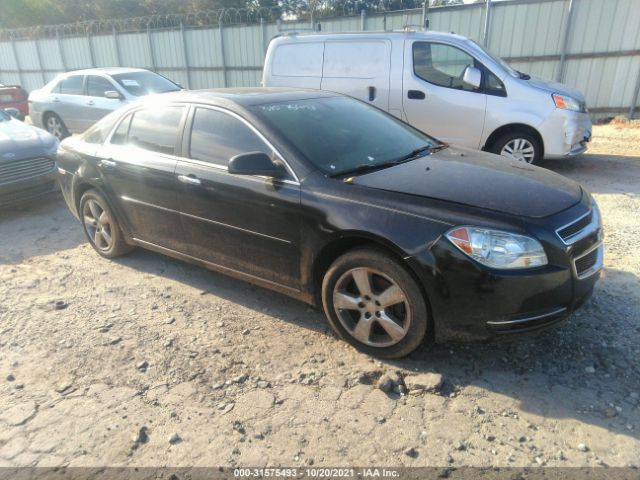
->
[57,89,602,358]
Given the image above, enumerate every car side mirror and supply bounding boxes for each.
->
[104,90,122,100]
[4,107,22,120]
[228,152,287,178]
[462,66,482,90]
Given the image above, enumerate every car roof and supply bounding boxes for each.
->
[141,88,340,108]
[270,29,470,43]
[61,67,149,77]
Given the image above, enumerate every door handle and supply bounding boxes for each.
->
[368,86,377,102]
[99,159,117,168]
[407,90,426,100]
[87,100,95,106]
[178,174,201,186]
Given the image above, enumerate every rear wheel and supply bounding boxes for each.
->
[321,248,428,359]
[44,113,69,140]
[79,190,132,258]
[490,131,542,165]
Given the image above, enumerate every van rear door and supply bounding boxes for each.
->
[264,42,324,89]
[321,40,391,111]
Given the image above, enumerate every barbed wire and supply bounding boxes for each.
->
[0,0,427,40]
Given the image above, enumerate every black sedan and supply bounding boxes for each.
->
[56,89,602,358]
[0,109,59,207]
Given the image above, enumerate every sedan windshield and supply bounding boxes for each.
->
[111,71,180,97]
[250,97,439,176]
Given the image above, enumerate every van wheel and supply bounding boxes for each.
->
[80,190,133,258]
[490,131,541,165]
[44,113,69,140]
[321,248,428,359]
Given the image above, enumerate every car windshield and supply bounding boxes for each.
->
[0,110,10,122]
[250,96,439,176]
[466,40,522,79]
[111,71,180,97]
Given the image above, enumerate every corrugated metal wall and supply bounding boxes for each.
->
[1,0,639,118]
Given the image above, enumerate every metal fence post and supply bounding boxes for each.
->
[422,0,429,29]
[113,26,122,66]
[361,10,366,31]
[218,18,228,88]
[9,35,24,86]
[146,24,156,71]
[557,0,576,83]
[630,67,640,119]
[260,18,267,54]
[482,0,493,46]
[86,32,96,67]
[34,37,47,85]
[180,22,192,89]
[56,29,67,71]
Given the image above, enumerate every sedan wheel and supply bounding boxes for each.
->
[333,267,411,347]
[45,114,67,140]
[322,248,428,358]
[79,190,133,258]
[83,199,114,252]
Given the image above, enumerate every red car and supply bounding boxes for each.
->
[0,84,28,120]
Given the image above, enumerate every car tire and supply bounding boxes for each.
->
[321,248,429,359]
[79,189,133,258]
[490,131,542,165]
[44,112,69,140]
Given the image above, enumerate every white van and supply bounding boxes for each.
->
[262,31,592,165]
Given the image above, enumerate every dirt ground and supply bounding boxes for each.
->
[0,124,639,469]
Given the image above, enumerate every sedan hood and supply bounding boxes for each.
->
[0,119,57,162]
[351,147,582,218]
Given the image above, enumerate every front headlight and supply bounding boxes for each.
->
[552,93,583,112]
[446,227,548,269]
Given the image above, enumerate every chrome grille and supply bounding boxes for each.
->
[556,207,599,245]
[0,157,55,185]
[573,243,603,280]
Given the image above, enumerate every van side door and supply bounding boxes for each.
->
[402,40,486,148]
[321,40,392,111]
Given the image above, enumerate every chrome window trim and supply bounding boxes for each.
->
[572,241,603,280]
[555,207,599,245]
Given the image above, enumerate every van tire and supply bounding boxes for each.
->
[490,131,542,165]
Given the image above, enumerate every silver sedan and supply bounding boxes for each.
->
[28,68,181,139]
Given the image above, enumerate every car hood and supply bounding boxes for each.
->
[0,119,57,162]
[525,76,586,102]
[350,146,582,218]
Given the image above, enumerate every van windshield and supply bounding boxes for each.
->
[250,96,439,176]
[466,40,521,79]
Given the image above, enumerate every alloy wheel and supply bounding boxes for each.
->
[46,116,64,139]
[332,267,411,347]
[82,199,114,252]
[500,138,536,163]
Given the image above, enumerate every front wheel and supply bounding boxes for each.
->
[321,248,429,359]
[490,131,542,165]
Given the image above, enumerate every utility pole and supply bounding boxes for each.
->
[422,0,430,29]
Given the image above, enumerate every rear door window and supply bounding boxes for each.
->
[58,75,85,95]
[189,108,272,167]
[127,106,185,155]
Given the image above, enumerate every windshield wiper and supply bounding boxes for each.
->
[517,70,531,80]
[332,144,447,179]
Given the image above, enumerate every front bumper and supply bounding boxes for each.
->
[408,204,602,343]
[540,109,592,159]
[0,168,59,207]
